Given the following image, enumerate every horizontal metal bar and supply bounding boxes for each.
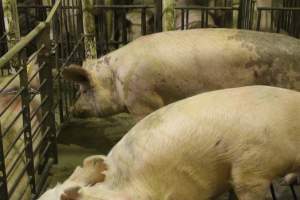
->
[16,181,30,200]
[257,7,300,11]
[61,35,85,68]
[4,125,27,161]
[33,158,54,199]
[0,68,23,94]
[0,33,7,41]
[93,5,154,9]
[40,142,51,161]
[28,62,46,84]
[7,161,30,198]
[33,127,50,157]
[18,5,79,9]
[0,87,24,117]
[30,95,49,121]
[18,5,52,9]
[1,108,24,140]
[26,45,46,65]
[0,0,62,69]
[6,144,27,177]
[31,111,50,138]
[175,6,239,10]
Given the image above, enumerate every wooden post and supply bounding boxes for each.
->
[2,0,21,69]
[81,0,97,59]
[162,0,175,31]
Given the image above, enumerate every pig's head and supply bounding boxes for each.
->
[62,62,125,118]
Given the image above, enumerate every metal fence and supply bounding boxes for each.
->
[0,0,84,199]
[91,0,299,54]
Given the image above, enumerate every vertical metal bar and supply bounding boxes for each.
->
[180,8,184,30]
[38,51,58,165]
[58,6,65,123]
[121,8,127,45]
[205,9,209,28]
[0,123,9,200]
[97,14,103,56]
[103,8,109,54]
[237,0,245,29]
[113,9,119,49]
[270,184,277,200]
[155,0,162,32]
[185,9,189,29]
[36,23,58,165]
[141,8,146,35]
[256,9,262,31]
[271,9,274,32]
[289,185,298,200]
[63,1,71,56]
[201,8,204,28]
[276,10,282,33]
[19,54,36,195]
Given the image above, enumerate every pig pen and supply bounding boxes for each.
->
[1,0,300,200]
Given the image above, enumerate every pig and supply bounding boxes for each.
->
[62,28,300,120]
[0,54,42,200]
[39,85,300,200]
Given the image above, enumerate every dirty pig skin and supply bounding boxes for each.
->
[63,29,300,119]
[39,86,300,200]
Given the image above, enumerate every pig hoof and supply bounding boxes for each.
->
[83,155,107,170]
[281,173,300,185]
[61,185,81,200]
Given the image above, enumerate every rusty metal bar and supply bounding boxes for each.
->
[19,56,36,195]
[141,8,146,35]
[0,123,9,200]
[0,0,62,69]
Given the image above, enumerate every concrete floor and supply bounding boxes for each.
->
[46,113,300,199]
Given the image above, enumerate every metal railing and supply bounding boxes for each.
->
[0,0,84,199]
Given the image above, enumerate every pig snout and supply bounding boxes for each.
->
[70,97,98,118]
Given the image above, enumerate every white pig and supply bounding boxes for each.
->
[39,85,300,200]
[62,29,300,119]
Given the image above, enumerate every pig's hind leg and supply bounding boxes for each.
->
[231,167,271,200]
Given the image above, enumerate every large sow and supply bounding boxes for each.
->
[39,86,300,200]
[63,29,300,119]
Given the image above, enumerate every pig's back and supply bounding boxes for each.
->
[114,29,300,104]
[109,86,300,192]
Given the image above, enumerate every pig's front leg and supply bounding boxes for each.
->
[67,155,108,186]
[281,172,300,185]
[60,155,108,200]
[126,91,164,120]
[232,168,270,200]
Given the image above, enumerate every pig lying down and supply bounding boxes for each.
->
[63,28,300,120]
[39,86,300,200]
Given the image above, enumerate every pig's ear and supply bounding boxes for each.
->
[62,64,91,86]
[61,185,81,200]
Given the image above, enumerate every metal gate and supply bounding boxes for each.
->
[0,0,84,199]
